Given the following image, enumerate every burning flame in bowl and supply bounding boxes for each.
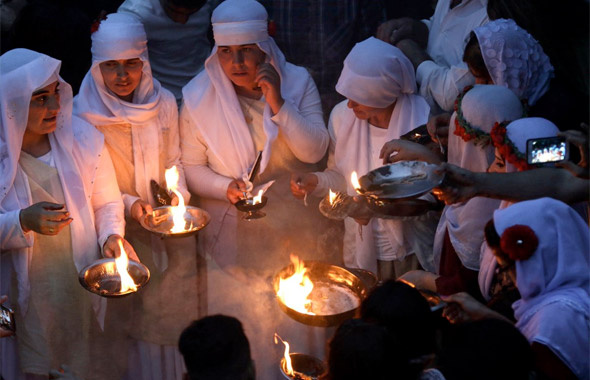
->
[165,166,190,233]
[350,171,361,192]
[328,189,337,205]
[276,255,315,315]
[274,333,294,376]
[252,189,264,205]
[115,240,138,293]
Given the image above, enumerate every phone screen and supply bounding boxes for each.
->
[527,137,568,164]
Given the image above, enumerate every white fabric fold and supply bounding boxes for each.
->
[0,49,108,326]
[433,85,523,271]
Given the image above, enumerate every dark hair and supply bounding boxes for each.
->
[484,219,501,250]
[437,319,533,380]
[462,32,491,81]
[178,315,253,380]
[327,319,421,380]
[361,280,435,359]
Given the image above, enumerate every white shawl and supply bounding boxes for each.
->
[182,0,309,181]
[433,85,523,271]
[0,49,107,323]
[332,37,430,271]
[494,198,590,379]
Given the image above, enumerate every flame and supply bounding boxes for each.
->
[115,240,138,292]
[277,255,315,315]
[350,171,360,190]
[252,189,264,205]
[328,189,337,205]
[165,166,188,233]
[274,333,294,376]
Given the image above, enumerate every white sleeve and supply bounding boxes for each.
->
[270,76,329,163]
[91,146,126,249]
[416,60,475,112]
[313,112,347,196]
[0,209,33,251]
[179,105,234,201]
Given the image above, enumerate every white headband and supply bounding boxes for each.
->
[213,19,268,46]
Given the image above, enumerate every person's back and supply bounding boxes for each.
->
[118,0,215,103]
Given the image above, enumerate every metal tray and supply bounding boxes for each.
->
[358,161,443,200]
[79,258,150,297]
[140,205,210,238]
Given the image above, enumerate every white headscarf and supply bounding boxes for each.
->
[474,19,554,106]
[331,37,430,271]
[433,85,523,271]
[479,117,560,299]
[182,0,310,180]
[494,198,589,379]
[0,49,106,322]
[74,13,170,270]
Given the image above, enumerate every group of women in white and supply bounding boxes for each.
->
[0,0,587,379]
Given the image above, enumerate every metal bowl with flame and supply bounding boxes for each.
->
[280,353,326,380]
[78,258,150,297]
[140,205,210,238]
[273,261,368,327]
[234,196,268,220]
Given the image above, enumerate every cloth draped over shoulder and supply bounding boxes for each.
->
[74,13,178,271]
[493,198,590,380]
[182,0,312,182]
[433,85,523,271]
[0,49,122,325]
[324,37,430,271]
[474,18,554,106]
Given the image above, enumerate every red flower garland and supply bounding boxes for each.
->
[500,225,539,261]
[490,122,532,171]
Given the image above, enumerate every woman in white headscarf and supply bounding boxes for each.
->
[291,37,435,278]
[0,49,133,380]
[396,85,524,298]
[181,0,329,270]
[74,13,199,380]
[444,198,589,380]
[464,19,554,107]
[479,117,560,313]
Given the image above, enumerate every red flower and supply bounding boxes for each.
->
[500,225,539,261]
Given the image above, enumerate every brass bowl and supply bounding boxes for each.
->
[78,258,150,298]
[140,205,210,238]
[280,353,326,380]
[273,261,367,327]
[234,196,268,220]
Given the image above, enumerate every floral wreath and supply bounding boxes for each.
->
[453,86,492,147]
[490,122,532,171]
[500,224,538,261]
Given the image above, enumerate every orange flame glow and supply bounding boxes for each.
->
[252,189,264,205]
[165,166,188,233]
[350,171,360,191]
[115,240,138,293]
[277,255,315,315]
[328,189,337,205]
[274,333,294,376]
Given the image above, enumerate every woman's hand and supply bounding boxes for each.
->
[19,202,73,235]
[130,199,153,223]
[556,126,589,178]
[256,63,284,115]
[290,173,318,199]
[441,292,510,324]
[227,179,247,204]
[103,234,140,262]
[427,113,451,146]
[379,139,442,165]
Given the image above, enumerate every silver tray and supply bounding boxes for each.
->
[79,258,150,297]
[358,161,443,200]
[140,205,210,238]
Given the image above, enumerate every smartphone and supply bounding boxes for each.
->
[526,136,568,165]
[0,304,16,332]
